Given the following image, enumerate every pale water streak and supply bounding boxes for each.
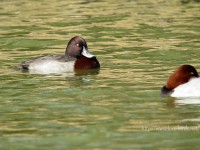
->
[0,0,200,149]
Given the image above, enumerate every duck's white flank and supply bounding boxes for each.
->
[171,78,200,97]
[29,60,75,74]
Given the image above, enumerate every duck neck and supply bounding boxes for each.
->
[161,86,173,96]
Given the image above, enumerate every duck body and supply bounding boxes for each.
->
[171,78,200,97]
[18,36,100,74]
[161,65,200,97]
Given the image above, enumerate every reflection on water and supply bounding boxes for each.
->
[176,98,200,105]
[0,0,200,149]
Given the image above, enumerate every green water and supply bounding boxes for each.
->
[1,0,200,149]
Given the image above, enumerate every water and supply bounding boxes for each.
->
[1,0,200,149]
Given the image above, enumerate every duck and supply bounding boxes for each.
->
[18,36,100,74]
[161,65,200,97]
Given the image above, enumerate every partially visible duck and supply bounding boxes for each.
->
[161,65,200,97]
[18,36,100,74]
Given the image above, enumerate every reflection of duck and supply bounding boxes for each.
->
[75,67,100,76]
[161,65,200,97]
[18,36,100,74]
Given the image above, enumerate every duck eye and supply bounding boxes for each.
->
[76,43,79,47]
[190,72,195,76]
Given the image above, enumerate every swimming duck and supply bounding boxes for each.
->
[18,36,100,74]
[161,65,200,97]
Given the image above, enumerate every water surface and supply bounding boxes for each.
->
[0,0,200,149]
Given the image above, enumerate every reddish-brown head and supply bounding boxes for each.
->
[66,36,100,70]
[166,65,199,90]
[65,36,94,58]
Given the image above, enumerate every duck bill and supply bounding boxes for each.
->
[82,46,95,58]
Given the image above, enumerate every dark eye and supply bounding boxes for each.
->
[76,43,79,47]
